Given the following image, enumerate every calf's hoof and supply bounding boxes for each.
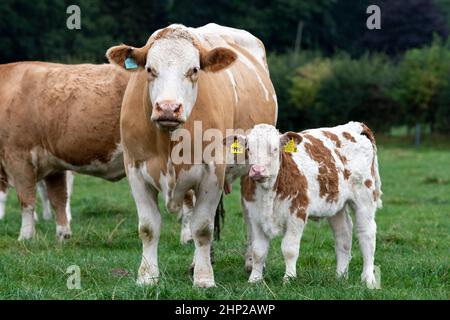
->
[194,278,215,288]
[283,275,296,284]
[362,272,379,290]
[248,274,263,284]
[56,225,72,241]
[137,275,159,286]
[18,227,36,241]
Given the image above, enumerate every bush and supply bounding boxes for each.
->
[289,53,398,132]
[390,38,450,132]
[268,51,319,131]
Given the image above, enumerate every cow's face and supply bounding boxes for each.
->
[107,28,237,131]
[242,125,302,189]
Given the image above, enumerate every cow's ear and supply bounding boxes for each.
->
[200,47,237,73]
[280,132,302,146]
[106,44,148,70]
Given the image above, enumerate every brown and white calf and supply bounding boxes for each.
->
[230,122,382,288]
[107,23,277,287]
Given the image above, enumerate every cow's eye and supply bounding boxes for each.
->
[192,67,199,74]
[187,67,200,80]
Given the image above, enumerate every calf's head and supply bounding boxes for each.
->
[107,26,237,131]
[226,124,302,189]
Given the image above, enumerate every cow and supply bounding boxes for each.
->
[227,122,382,289]
[0,62,130,240]
[0,172,74,222]
[106,23,277,287]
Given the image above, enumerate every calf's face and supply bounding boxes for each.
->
[107,28,237,131]
[227,125,302,189]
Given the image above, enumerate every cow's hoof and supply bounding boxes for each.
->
[56,225,72,241]
[194,278,215,288]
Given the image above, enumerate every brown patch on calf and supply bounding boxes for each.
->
[274,152,309,221]
[322,130,342,148]
[334,148,347,165]
[343,169,351,180]
[241,176,256,202]
[342,131,356,142]
[365,179,373,188]
[303,134,339,203]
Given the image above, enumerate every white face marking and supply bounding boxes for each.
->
[247,124,281,178]
[146,38,200,122]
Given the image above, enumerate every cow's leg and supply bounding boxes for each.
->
[281,217,305,281]
[44,172,71,241]
[180,190,194,244]
[242,195,254,273]
[249,222,269,283]
[65,171,74,223]
[128,167,161,286]
[354,203,377,289]
[14,166,37,241]
[328,206,353,279]
[37,181,52,221]
[190,177,221,288]
[0,177,8,220]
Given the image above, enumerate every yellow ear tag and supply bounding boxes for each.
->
[231,138,244,154]
[284,137,298,153]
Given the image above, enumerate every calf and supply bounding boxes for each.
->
[229,122,382,288]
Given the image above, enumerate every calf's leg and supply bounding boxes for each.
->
[45,172,72,241]
[242,195,254,273]
[128,167,161,285]
[249,222,270,283]
[354,203,377,289]
[281,217,305,281]
[328,206,353,279]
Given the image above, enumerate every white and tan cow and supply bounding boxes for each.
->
[106,23,277,287]
[229,122,382,288]
[0,62,130,240]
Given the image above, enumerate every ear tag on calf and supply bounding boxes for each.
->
[231,138,244,154]
[125,57,138,70]
[284,138,298,153]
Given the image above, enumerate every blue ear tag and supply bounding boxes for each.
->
[125,57,138,70]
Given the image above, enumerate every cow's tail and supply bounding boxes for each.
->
[358,122,383,209]
[214,194,225,241]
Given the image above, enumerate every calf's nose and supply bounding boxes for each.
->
[249,165,268,180]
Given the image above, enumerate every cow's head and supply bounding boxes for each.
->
[107,26,237,131]
[226,124,302,189]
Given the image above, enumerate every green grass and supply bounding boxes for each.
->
[0,146,449,300]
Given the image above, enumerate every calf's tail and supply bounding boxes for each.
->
[359,122,383,209]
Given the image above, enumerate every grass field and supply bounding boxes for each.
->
[0,146,448,300]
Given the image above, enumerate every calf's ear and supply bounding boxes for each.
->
[106,44,149,70]
[280,132,302,146]
[201,47,238,73]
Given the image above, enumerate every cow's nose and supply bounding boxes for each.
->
[155,100,182,115]
[249,165,268,180]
